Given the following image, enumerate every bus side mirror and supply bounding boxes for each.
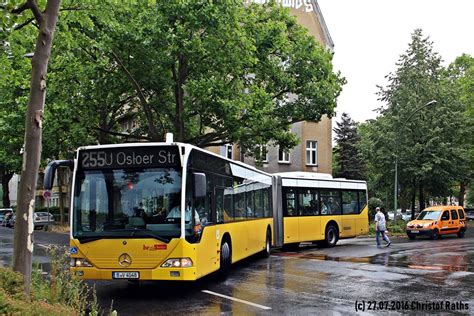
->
[193,172,206,198]
[44,160,74,190]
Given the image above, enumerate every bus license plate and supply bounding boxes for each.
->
[410,230,419,234]
[112,272,139,279]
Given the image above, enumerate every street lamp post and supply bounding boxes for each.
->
[393,100,437,225]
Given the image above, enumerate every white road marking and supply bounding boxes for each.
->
[202,290,272,310]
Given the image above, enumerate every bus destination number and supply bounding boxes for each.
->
[81,149,177,169]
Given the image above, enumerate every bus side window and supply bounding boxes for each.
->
[263,187,272,218]
[245,184,255,218]
[358,191,367,213]
[342,191,358,214]
[254,189,264,218]
[285,189,297,216]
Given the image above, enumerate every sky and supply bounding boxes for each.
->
[317,0,474,124]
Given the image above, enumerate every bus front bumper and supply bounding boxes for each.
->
[70,266,198,281]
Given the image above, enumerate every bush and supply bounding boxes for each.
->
[0,247,100,315]
[0,266,24,299]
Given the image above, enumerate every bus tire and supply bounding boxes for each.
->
[219,238,232,278]
[260,229,271,258]
[431,229,440,240]
[323,224,339,247]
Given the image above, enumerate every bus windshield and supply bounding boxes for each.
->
[73,167,188,241]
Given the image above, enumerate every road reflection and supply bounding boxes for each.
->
[274,240,472,272]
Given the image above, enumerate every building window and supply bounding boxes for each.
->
[257,145,268,163]
[278,148,290,163]
[225,144,233,159]
[220,144,233,159]
[306,140,317,166]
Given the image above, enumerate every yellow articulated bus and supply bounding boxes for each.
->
[44,140,273,281]
[271,172,369,249]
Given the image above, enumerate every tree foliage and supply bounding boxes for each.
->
[333,112,366,179]
[360,29,472,210]
[39,1,344,153]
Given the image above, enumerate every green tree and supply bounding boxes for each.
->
[0,7,35,207]
[56,1,344,152]
[444,54,474,206]
[361,29,470,214]
[333,112,366,179]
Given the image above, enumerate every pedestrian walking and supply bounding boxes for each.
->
[374,207,391,247]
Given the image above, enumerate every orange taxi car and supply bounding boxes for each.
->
[406,206,466,240]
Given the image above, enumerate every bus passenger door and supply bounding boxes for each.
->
[196,225,219,278]
[194,178,220,277]
[283,188,299,243]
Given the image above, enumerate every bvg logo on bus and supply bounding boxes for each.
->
[143,244,167,251]
[118,253,132,267]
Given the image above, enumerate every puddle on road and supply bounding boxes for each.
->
[274,251,474,273]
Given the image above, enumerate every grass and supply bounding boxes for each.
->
[50,223,70,233]
[368,220,408,237]
[0,246,101,315]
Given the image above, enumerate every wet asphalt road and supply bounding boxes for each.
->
[1,226,473,315]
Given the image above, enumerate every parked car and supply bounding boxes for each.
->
[401,210,413,221]
[0,208,13,226]
[387,209,412,221]
[406,206,466,240]
[464,208,474,221]
[34,212,55,230]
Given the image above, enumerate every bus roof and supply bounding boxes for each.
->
[276,171,367,190]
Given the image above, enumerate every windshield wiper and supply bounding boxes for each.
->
[76,236,102,244]
[103,228,170,243]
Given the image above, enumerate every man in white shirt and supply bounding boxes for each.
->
[374,207,391,247]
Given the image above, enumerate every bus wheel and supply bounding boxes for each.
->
[323,224,339,247]
[260,229,271,258]
[431,229,439,240]
[457,228,465,238]
[219,239,231,278]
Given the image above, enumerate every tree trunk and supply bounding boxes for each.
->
[1,168,14,208]
[13,0,60,297]
[411,180,416,220]
[418,183,425,212]
[458,181,466,207]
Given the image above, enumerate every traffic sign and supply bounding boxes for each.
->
[43,191,51,199]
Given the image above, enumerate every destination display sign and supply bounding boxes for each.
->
[78,146,180,169]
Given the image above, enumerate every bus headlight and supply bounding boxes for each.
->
[71,258,93,267]
[161,258,193,268]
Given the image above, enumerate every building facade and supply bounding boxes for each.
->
[210,0,335,174]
